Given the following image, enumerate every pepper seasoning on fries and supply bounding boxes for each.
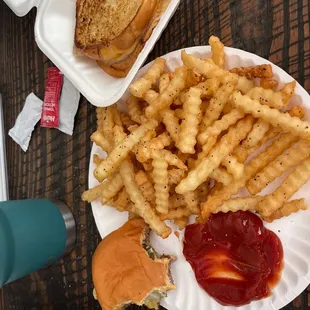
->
[83,35,309,239]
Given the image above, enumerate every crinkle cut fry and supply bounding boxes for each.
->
[144,90,180,144]
[241,119,270,149]
[214,197,307,222]
[198,108,245,145]
[160,207,191,220]
[199,82,236,134]
[135,132,171,163]
[82,173,123,203]
[176,115,254,194]
[210,167,233,186]
[240,90,300,152]
[263,199,307,222]
[159,72,171,93]
[91,131,112,154]
[196,78,220,99]
[257,156,310,217]
[129,58,166,98]
[96,107,104,132]
[247,140,310,195]
[152,150,170,215]
[181,50,254,94]
[133,129,156,160]
[111,188,131,212]
[174,217,189,230]
[232,91,310,140]
[100,173,124,205]
[183,191,200,214]
[111,170,156,211]
[222,154,244,180]
[194,144,235,185]
[288,105,305,119]
[110,104,122,127]
[214,196,261,213]
[177,87,203,154]
[209,35,225,68]
[127,95,143,124]
[196,181,210,203]
[246,81,296,109]
[120,159,171,238]
[102,107,114,145]
[168,168,185,185]
[93,154,103,166]
[260,78,278,90]
[233,125,283,163]
[114,123,170,237]
[169,194,186,209]
[201,132,299,219]
[145,66,188,118]
[160,149,187,170]
[94,119,157,182]
[161,109,180,144]
[120,112,136,129]
[230,64,273,79]
[135,170,156,207]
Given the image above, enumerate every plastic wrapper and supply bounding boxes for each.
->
[9,93,43,152]
[58,76,80,135]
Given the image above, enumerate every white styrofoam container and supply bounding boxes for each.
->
[3,0,180,107]
[89,47,310,310]
[0,95,8,201]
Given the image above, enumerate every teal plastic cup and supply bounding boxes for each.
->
[0,199,76,287]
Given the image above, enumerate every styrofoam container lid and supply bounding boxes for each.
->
[4,0,180,107]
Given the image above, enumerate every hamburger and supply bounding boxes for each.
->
[74,0,170,78]
[92,218,175,310]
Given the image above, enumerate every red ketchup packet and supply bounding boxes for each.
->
[40,67,63,128]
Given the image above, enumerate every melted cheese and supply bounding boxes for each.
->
[100,40,139,61]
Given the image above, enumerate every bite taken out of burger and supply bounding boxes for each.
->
[92,218,175,310]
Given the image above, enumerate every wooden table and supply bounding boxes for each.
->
[0,0,309,309]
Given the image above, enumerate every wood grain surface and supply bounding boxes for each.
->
[0,0,309,309]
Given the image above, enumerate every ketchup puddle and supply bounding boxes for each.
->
[183,211,283,306]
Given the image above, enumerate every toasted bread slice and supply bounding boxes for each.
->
[97,0,171,77]
[75,0,171,77]
[75,0,142,48]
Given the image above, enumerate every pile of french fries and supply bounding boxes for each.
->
[83,35,310,239]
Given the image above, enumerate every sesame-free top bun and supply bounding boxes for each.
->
[92,218,175,310]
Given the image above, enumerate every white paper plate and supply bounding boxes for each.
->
[89,46,310,310]
[4,0,180,107]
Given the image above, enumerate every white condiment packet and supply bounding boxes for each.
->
[8,93,43,152]
[8,76,80,152]
[58,76,80,135]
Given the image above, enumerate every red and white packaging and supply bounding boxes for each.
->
[40,67,63,128]
[9,69,80,152]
